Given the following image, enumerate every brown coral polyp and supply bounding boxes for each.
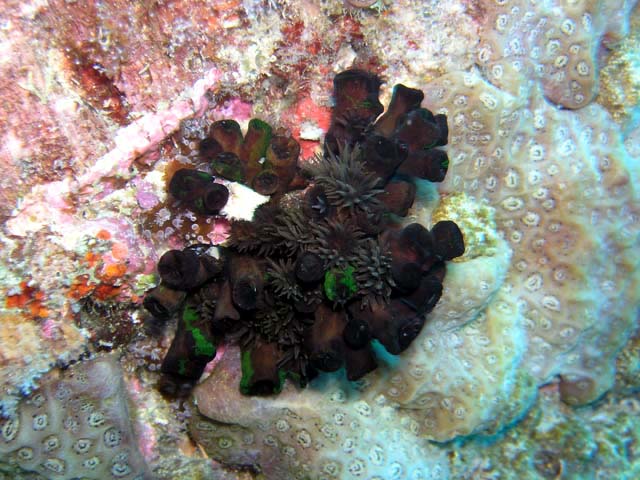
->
[144,69,464,396]
[158,248,219,290]
[324,69,384,154]
[306,305,348,372]
[374,83,425,137]
[240,342,284,396]
[211,281,241,334]
[295,252,325,284]
[142,284,186,320]
[169,169,230,215]
[208,119,243,154]
[229,255,265,311]
[361,134,408,181]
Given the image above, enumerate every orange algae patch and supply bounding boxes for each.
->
[96,229,112,240]
[93,283,122,301]
[68,275,96,300]
[85,251,100,267]
[111,241,129,260]
[101,262,128,281]
[76,232,130,299]
[97,261,128,299]
[68,274,122,302]
[5,281,50,318]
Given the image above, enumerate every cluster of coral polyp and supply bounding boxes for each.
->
[144,70,464,396]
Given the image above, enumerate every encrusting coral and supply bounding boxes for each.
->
[0,356,150,480]
[475,0,637,110]
[425,69,640,406]
[190,344,451,479]
[143,69,464,397]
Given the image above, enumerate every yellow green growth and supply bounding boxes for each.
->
[178,358,187,376]
[324,265,357,302]
[183,305,216,357]
[431,192,501,261]
[239,350,254,395]
[244,119,273,164]
[211,158,245,182]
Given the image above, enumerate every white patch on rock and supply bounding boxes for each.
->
[299,121,324,141]
[220,181,269,221]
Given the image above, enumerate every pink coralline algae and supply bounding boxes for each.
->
[0,63,227,417]
[134,181,161,211]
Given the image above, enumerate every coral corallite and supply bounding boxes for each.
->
[143,69,464,399]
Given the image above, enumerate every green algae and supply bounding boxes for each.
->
[183,305,216,358]
[243,119,272,164]
[178,358,188,376]
[323,265,357,302]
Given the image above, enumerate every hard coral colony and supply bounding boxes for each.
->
[144,70,464,397]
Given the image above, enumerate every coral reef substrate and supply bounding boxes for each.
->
[1,0,639,478]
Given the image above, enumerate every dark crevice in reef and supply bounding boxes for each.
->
[143,69,464,397]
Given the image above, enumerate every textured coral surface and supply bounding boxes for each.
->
[1,0,639,478]
[0,357,150,479]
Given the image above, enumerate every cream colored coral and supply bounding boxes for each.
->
[358,192,537,440]
[191,346,450,479]
[367,285,535,441]
[0,356,150,479]
[476,0,636,110]
[422,70,640,405]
